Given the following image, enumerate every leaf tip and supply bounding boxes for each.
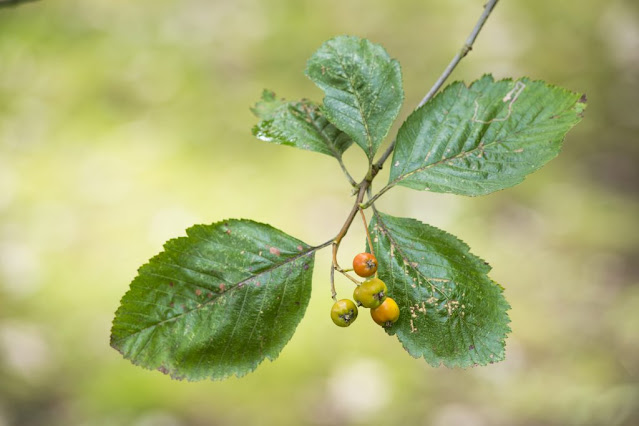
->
[251,89,280,119]
[260,88,276,101]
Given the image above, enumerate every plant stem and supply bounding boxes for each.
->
[419,0,499,108]
[328,0,500,299]
[336,155,358,188]
[360,183,393,209]
[372,0,500,175]
[359,208,375,258]
[329,170,382,299]
[312,239,335,251]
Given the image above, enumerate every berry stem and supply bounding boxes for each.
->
[359,208,376,259]
[330,266,336,301]
[330,174,376,299]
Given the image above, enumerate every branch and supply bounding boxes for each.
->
[372,0,500,173]
[418,0,499,108]
[329,166,386,299]
[328,0,500,298]
[336,155,358,188]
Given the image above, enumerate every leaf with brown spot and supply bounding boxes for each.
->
[111,219,317,381]
[389,75,586,196]
[305,35,404,160]
[368,211,511,368]
[251,90,353,159]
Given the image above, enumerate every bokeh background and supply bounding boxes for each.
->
[1,0,638,425]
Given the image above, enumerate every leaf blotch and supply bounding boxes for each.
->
[370,211,511,368]
[269,247,281,256]
[389,76,586,196]
[110,219,317,381]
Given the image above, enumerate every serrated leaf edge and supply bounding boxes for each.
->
[389,74,586,195]
[371,210,511,368]
[110,218,320,381]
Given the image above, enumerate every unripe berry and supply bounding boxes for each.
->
[353,277,387,309]
[330,299,358,327]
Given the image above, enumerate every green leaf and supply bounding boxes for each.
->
[110,219,317,381]
[389,75,587,196]
[368,211,510,367]
[251,90,353,158]
[306,35,404,160]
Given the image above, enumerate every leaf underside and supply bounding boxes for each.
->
[251,90,353,158]
[369,211,511,367]
[389,75,587,196]
[306,35,404,160]
[110,219,316,381]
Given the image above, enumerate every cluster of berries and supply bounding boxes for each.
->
[331,253,400,328]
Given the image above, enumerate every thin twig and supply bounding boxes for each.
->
[335,266,361,286]
[360,184,392,209]
[330,266,336,299]
[336,155,358,188]
[329,173,379,299]
[359,208,375,258]
[418,0,499,108]
[372,0,500,174]
[312,239,335,251]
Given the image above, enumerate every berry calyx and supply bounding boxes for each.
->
[352,252,378,277]
[370,297,400,327]
[353,277,387,309]
[330,299,358,327]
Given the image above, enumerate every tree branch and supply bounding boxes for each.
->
[336,155,358,188]
[418,0,499,108]
[328,0,500,299]
[372,0,500,173]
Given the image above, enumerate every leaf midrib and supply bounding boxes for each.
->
[111,245,318,345]
[326,41,375,158]
[373,213,498,302]
[303,104,347,159]
[373,212,452,303]
[373,212,508,365]
[390,100,578,188]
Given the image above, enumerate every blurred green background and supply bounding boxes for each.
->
[1,0,638,425]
